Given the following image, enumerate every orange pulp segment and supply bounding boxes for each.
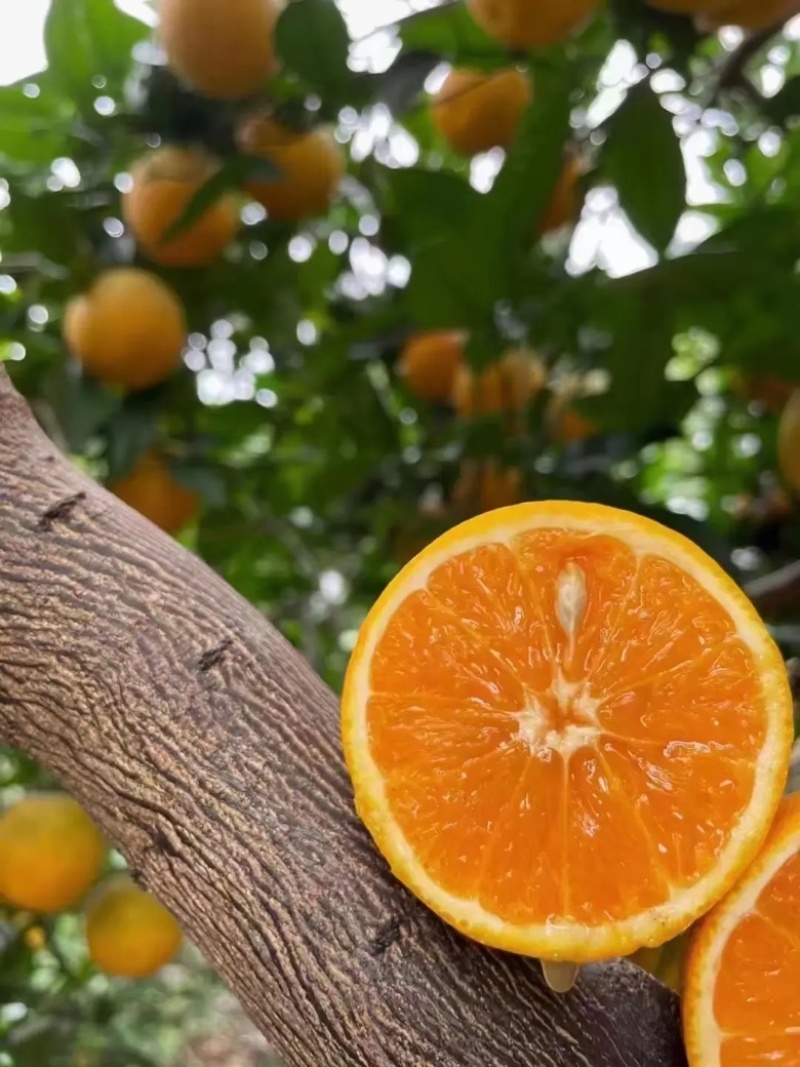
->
[684,792,800,1067]
[342,501,792,962]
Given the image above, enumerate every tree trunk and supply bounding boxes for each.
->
[0,369,687,1067]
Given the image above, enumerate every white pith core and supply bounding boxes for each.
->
[512,565,601,758]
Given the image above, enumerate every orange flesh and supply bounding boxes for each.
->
[366,530,765,927]
[715,850,800,1064]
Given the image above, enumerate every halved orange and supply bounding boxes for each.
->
[683,791,800,1066]
[342,501,792,963]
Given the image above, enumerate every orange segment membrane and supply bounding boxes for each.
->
[714,848,800,1061]
[366,530,764,927]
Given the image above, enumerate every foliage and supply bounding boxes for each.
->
[2,0,800,1061]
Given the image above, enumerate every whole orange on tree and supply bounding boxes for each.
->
[63,268,187,391]
[110,450,200,534]
[159,0,281,100]
[86,875,183,978]
[236,115,345,222]
[123,146,240,267]
[431,68,532,158]
[778,388,800,495]
[453,349,545,421]
[467,0,600,48]
[0,794,105,914]
[398,331,466,404]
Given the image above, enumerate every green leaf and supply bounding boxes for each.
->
[472,63,571,294]
[44,368,122,454]
[275,0,355,104]
[764,75,800,125]
[381,167,479,246]
[405,63,569,327]
[171,461,227,507]
[607,0,703,76]
[105,395,162,480]
[398,1,506,69]
[370,52,440,117]
[0,81,72,165]
[602,78,686,253]
[405,229,495,330]
[44,0,148,106]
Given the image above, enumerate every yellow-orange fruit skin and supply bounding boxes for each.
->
[63,268,186,392]
[0,794,105,914]
[452,459,523,514]
[237,116,345,222]
[778,388,800,495]
[110,451,200,535]
[432,68,532,158]
[86,875,182,978]
[645,0,732,11]
[453,349,545,420]
[123,146,240,267]
[159,0,281,100]
[399,331,466,404]
[699,0,800,28]
[467,0,600,49]
[540,157,584,235]
[545,393,599,444]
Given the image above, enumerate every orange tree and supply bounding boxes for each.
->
[2,0,800,1064]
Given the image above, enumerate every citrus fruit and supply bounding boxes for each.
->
[431,68,532,158]
[683,792,800,1066]
[778,388,800,495]
[86,875,182,978]
[236,115,344,222]
[540,156,583,236]
[159,0,281,100]
[645,0,732,12]
[702,0,798,28]
[547,400,599,444]
[63,268,186,392]
[123,146,240,268]
[110,450,200,535]
[398,331,466,404]
[342,500,793,963]
[24,925,47,951]
[452,459,523,515]
[0,794,105,914]
[733,372,796,414]
[453,349,545,421]
[467,0,600,49]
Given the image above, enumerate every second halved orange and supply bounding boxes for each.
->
[342,502,792,963]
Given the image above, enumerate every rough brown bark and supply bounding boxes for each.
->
[0,368,686,1067]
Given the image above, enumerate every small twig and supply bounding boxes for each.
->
[0,254,68,280]
[710,19,787,108]
[745,560,800,615]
